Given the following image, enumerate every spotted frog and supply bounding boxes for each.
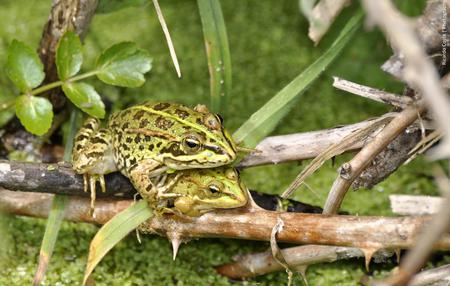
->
[72,102,238,212]
[149,167,248,217]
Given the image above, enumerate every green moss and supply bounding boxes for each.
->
[0,0,439,285]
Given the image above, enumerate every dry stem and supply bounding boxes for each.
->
[216,245,393,279]
[332,77,412,108]
[323,101,425,214]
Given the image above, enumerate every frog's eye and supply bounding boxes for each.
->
[208,181,224,194]
[182,133,203,153]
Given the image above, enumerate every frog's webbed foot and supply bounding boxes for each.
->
[83,173,106,216]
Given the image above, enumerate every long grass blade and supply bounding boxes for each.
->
[197,0,232,114]
[82,200,153,285]
[152,0,181,78]
[233,10,363,148]
[33,110,81,286]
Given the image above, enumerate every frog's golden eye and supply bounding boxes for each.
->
[182,133,203,153]
[208,181,224,194]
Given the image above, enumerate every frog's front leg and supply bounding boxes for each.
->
[129,160,183,211]
[72,118,117,215]
[128,159,162,206]
[155,173,183,199]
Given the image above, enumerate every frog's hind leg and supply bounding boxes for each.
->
[72,118,117,216]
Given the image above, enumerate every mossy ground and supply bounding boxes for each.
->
[0,0,442,285]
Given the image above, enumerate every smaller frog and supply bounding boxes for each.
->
[146,167,248,217]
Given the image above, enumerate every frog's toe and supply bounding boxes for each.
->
[83,174,106,217]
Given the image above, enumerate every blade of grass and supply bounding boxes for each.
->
[152,0,181,78]
[82,200,153,285]
[232,10,363,148]
[197,0,232,114]
[33,110,81,286]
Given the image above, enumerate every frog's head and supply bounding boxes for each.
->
[170,168,248,217]
[160,105,237,169]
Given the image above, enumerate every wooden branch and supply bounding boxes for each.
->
[0,161,135,197]
[323,101,425,214]
[0,189,129,225]
[2,189,450,251]
[409,264,450,286]
[39,0,98,109]
[352,129,421,190]
[216,245,393,279]
[238,118,385,167]
[390,195,443,216]
[332,77,412,108]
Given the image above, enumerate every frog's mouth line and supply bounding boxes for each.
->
[163,156,233,169]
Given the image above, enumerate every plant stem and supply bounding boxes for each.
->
[28,70,99,96]
[68,70,99,82]
[30,81,64,95]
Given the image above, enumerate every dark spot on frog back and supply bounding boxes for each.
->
[155,116,174,130]
[122,122,130,129]
[133,110,145,120]
[154,102,171,110]
[174,109,189,119]
[139,118,150,128]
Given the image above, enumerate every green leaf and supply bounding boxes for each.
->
[62,82,105,118]
[15,95,53,136]
[6,40,45,92]
[197,0,232,114]
[56,31,83,80]
[96,42,152,87]
[232,10,364,148]
[83,200,153,286]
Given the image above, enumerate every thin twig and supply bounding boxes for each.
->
[216,245,393,279]
[362,0,450,159]
[152,0,181,78]
[332,77,413,108]
[323,101,426,214]
[2,189,450,250]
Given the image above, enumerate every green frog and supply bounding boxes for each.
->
[72,102,238,213]
[150,167,248,217]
